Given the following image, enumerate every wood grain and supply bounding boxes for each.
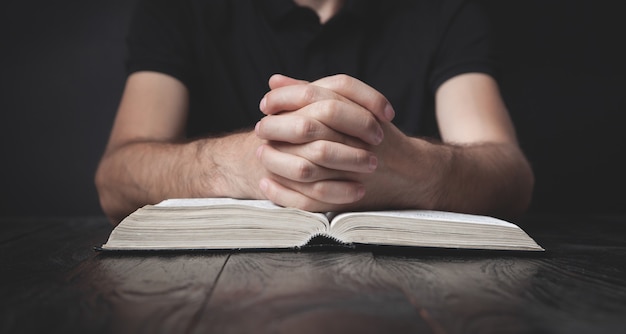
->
[1,215,625,334]
[0,218,229,334]
[196,251,435,334]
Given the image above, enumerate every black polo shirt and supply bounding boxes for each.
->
[125,0,496,138]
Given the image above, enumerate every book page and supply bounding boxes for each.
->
[103,198,332,250]
[328,210,543,251]
[332,210,518,228]
[158,198,329,222]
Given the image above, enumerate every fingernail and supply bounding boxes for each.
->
[356,185,366,200]
[369,155,378,171]
[384,103,395,121]
[259,96,266,112]
[372,127,384,145]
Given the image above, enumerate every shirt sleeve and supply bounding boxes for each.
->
[428,0,497,93]
[124,0,195,88]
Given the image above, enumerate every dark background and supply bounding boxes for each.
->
[1,0,624,218]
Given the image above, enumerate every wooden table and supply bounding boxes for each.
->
[1,215,625,334]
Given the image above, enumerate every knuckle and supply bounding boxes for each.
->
[311,181,360,205]
[314,100,340,122]
[324,99,342,112]
[331,74,352,89]
[309,141,332,162]
[301,85,318,104]
[295,160,315,181]
[262,181,277,199]
[354,150,370,165]
[309,182,328,200]
[293,118,318,141]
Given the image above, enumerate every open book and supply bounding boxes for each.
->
[101,198,544,252]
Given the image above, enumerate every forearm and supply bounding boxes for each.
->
[95,131,263,224]
[438,142,533,218]
[387,135,534,218]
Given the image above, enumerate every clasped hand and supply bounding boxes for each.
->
[254,74,402,212]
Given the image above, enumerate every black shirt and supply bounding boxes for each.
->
[125,0,496,138]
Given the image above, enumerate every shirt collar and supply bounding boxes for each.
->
[258,0,377,25]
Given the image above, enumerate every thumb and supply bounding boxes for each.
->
[268,74,309,89]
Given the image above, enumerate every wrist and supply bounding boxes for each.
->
[396,136,454,210]
[193,131,266,200]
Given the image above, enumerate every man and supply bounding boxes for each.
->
[95,0,534,224]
